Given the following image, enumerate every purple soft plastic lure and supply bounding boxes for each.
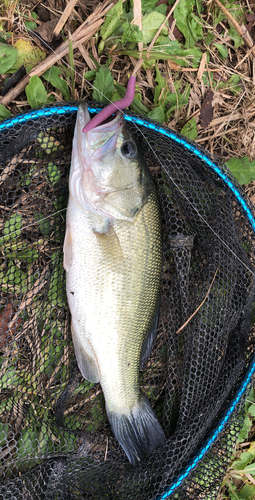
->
[82,75,136,133]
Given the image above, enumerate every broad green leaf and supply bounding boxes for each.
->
[214,42,228,59]
[147,105,165,123]
[231,452,253,470]
[0,42,17,74]
[92,67,115,103]
[0,104,11,121]
[226,156,255,185]
[100,0,123,41]
[25,75,48,107]
[142,12,168,45]
[181,118,198,140]
[174,0,203,48]
[121,22,143,44]
[42,67,70,101]
[248,403,255,417]
[239,483,255,499]
[84,70,97,81]
[24,20,37,31]
[155,4,167,15]
[9,39,45,73]
[141,0,158,11]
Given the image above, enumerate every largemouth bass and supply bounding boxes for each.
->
[63,103,165,464]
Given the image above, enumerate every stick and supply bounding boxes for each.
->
[53,0,79,38]
[176,268,219,334]
[213,0,255,58]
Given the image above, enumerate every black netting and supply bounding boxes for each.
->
[0,102,255,500]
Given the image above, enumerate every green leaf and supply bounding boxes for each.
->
[243,462,255,474]
[92,67,115,103]
[142,12,168,45]
[248,403,255,417]
[100,0,123,41]
[231,452,254,470]
[239,483,255,499]
[147,105,165,123]
[141,0,158,11]
[154,64,165,104]
[0,42,17,74]
[214,42,228,59]
[9,39,45,73]
[174,0,203,48]
[25,75,48,107]
[0,104,11,121]
[226,156,255,185]
[42,66,70,101]
[84,69,97,82]
[181,118,198,140]
[24,20,37,31]
[121,21,143,44]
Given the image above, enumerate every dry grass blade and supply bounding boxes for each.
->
[52,0,79,38]
[176,268,219,334]
[133,0,143,53]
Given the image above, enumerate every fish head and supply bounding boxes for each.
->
[69,103,152,224]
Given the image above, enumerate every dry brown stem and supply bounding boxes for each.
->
[52,0,79,37]
[176,268,219,334]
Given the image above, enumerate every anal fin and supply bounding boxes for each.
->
[71,320,100,383]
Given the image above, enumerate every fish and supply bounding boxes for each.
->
[63,103,165,464]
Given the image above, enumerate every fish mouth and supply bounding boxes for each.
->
[85,111,124,159]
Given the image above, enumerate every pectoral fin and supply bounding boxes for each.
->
[71,321,100,383]
[63,225,72,272]
[140,300,161,370]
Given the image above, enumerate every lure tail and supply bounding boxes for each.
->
[107,393,165,465]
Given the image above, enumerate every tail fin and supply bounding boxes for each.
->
[107,394,165,465]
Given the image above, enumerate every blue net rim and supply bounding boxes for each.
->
[1,103,255,498]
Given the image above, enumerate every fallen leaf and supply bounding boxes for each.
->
[9,39,46,73]
[0,303,22,349]
[200,90,214,129]
[32,18,62,51]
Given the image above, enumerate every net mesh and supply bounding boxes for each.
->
[0,102,254,500]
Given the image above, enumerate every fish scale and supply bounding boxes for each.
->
[64,103,165,464]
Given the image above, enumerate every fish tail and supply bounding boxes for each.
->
[107,394,165,465]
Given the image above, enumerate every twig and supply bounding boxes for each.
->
[147,0,182,53]
[213,0,255,58]
[133,0,143,53]
[53,0,79,38]
[176,268,219,334]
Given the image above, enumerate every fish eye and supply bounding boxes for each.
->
[121,141,137,158]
